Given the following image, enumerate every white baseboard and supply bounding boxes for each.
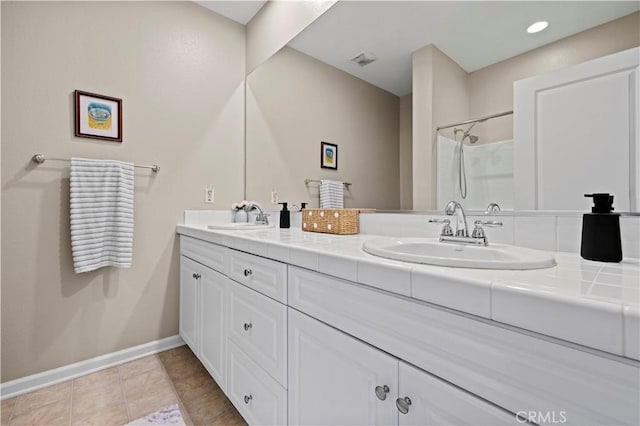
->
[1,335,184,400]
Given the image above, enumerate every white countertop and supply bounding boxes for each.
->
[176,224,640,360]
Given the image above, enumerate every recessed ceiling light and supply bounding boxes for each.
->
[527,21,549,34]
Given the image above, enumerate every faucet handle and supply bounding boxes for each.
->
[485,203,501,215]
[429,219,453,236]
[428,218,450,224]
[474,219,502,228]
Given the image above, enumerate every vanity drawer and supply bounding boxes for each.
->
[228,280,287,387]
[288,266,640,426]
[226,340,287,426]
[229,250,287,303]
[180,236,227,274]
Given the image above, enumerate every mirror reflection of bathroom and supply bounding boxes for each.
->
[436,113,514,211]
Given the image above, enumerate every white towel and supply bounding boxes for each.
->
[320,180,344,209]
[70,158,134,273]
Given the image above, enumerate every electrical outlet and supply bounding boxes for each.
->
[271,191,278,204]
[205,187,214,203]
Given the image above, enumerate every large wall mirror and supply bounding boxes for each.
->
[245,1,639,212]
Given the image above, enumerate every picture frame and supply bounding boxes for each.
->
[321,141,338,170]
[75,90,122,142]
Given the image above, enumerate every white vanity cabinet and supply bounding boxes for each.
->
[180,235,288,424]
[397,363,514,426]
[179,255,228,389]
[179,256,200,354]
[288,308,516,426]
[288,308,398,425]
[178,232,640,426]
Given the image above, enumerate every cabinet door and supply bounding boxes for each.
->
[180,256,200,354]
[288,308,398,426]
[398,362,516,426]
[200,267,228,390]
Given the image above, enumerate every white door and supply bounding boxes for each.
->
[180,256,200,355]
[397,362,517,425]
[288,308,398,425]
[199,267,227,390]
[514,47,639,211]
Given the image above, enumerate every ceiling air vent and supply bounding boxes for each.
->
[350,50,378,67]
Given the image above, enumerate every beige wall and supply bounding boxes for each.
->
[412,45,469,210]
[1,1,245,381]
[246,47,400,210]
[399,95,412,210]
[468,11,640,144]
[246,0,337,74]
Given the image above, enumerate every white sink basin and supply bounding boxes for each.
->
[362,238,556,270]
[207,222,274,230]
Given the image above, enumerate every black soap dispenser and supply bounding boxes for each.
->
[278,202,290,229]
[580,193,622,262]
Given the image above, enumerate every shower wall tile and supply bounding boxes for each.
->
[514,216,557,251]
[557,216,583,253]
[621,216,640,259]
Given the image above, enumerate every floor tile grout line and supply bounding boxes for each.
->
[6,399,16,425]
[68,379,73,426]
[118,362,133,423]
[156,353,194,426]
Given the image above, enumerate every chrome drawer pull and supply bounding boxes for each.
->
[243,269,252,277]
[396,397,412,414]
[192,273,201,279]
[244,394,253,404]
[244,322,253,331]
[375,385,390,401]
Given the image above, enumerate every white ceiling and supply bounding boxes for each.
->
[195,0,266,25]
[288,1,640,96]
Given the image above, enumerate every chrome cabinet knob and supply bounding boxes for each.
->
[244,322,252,331]
[396,397,412,414]
[243,269,252,277]
[244,394,253,404]
[374,385,390,401]
[192,273,201,279]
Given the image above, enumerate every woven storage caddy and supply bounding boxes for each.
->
[302,208,373,235]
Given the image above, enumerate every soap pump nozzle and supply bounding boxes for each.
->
[584,193,614,213]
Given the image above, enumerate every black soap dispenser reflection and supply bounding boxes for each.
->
[581,193,622,262]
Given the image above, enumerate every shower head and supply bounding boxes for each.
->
[468,135,479,144]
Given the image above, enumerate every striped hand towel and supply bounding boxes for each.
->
[320,180,344,209]
[70,158,134,273]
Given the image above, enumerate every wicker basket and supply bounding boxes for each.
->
[302,208,373,235]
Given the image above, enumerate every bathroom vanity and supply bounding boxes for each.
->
[176,221,639,426]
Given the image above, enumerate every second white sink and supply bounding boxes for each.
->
[362,238,556,270]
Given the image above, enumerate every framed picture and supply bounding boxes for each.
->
[321,141,338,170]
[75,90,122,142]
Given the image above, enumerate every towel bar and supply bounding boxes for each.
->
[304,178,351,188]
[32,154,160,172]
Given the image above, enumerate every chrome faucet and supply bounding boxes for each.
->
[429,201,502,246]
[245,202,270,225]
[445,201,470,237]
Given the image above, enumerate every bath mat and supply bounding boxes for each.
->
[126,404,185,425]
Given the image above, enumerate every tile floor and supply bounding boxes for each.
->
[1,345,245,426]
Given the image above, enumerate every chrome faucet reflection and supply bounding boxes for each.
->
[429,201,502,246]
[245,202,270,225]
